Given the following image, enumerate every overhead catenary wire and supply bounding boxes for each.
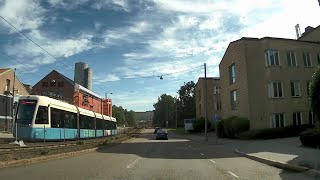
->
[0,15,73,70]
[0,49,45,77]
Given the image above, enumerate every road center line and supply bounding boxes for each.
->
[227,171,239,178]
[127,158,140,169]
[200,153,204,156]
[210,160,216,163]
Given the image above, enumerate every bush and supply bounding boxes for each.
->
[238,124,314,140]
[217,116,249,138]
[300,128,320,147]
[192,117,211,133]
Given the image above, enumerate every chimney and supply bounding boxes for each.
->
[305,26,315,34]
[295,24,301,39]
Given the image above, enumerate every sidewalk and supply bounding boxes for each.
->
[179,132,320,171]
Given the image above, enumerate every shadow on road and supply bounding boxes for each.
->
[96,130,240,160]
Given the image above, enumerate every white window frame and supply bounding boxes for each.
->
[287,51,297,67]
[229,64,236,84]
[215,102,221,111]
[270,113,285,128]
[230,90,237,110]
[293,112,302,126]
[290,81,301,97]
[268,81,283,98]
[265,50,280,66]
[303,52,312,67]
[214,86,220,95]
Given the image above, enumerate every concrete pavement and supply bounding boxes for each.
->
[0,129,313,180]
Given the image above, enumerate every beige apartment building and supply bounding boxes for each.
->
[195,77,221,123]
[0,68,29,131]
[219,26,320,130]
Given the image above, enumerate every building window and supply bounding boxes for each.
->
[50,81,56,87]
[287,51,297,67]
[215,102,222,111]
[42,82,48,87]
[230,90,237,110]
[317,53,320,65]
[309,112,314,125]
[198,89,201,101]
[214,86,220,94]
[268,81,283,98]
[229,64,236,84]
[271,113,285,128]
[265,50,280,66]
[58,82,64,87]
[307,81,311,96]
[303,52,312,67]
[290,81,301,97]
[293,112,302,126]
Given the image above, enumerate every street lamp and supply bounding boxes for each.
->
[105,92,113,99]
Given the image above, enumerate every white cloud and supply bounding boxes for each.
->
[95,74,121,83]
[48,0,89,9]
[4,30,94,68]
[0,0,46,32]
[92,0,129,12]
[103,21,151,45]
[94,22,102,30]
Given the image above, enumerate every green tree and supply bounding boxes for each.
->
[153,94,176,128]
[112,105,126,126]
[310,67,320,126]
[176,81,196,127]
[125,110,137,127]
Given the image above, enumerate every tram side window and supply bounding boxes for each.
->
[103,121,109,130]
[80,115,86,129]
[64,112,77,128]
[51,108,63,128]
[35,106,49,124]
[96,119,103,130]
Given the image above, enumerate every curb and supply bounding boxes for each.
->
[0,135,136,169]
[234,149,320,177]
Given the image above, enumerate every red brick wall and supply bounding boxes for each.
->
[74,91,112,116]
[102,99,112,116]
[32,71,74,102]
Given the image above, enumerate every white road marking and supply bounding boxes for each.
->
[227,171,239,178]
[210,160,216,163]
[200,153,204,156]
[127,158,140,169]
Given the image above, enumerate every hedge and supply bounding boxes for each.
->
[238,124,314,140]
[217,116,249,138]
[300,128,320,147]
[192,117,211,133]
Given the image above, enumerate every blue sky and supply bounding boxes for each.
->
[0,0,319,112]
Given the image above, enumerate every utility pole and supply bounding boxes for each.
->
[175,96,178,129]
[204,63,208,142]
[12,68,16,132]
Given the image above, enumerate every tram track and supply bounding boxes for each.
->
[0,129,141,154]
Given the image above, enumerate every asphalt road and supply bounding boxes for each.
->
[0,129,313,180]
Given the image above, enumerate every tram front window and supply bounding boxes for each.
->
[15,100,37,125]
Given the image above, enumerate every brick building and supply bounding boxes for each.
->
[32,70,112,116]
[219,26,320,130]
[0,68,29,131]
[195,77,221,123]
